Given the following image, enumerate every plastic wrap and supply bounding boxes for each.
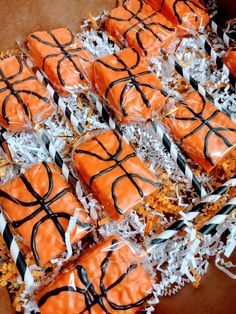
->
[146,0,210,36]
[162,91,236,173]
[91,48,168,123]
[0,161,91,266]
[73,129,160,221]
[36,235,153,314]
[105,0,177,57]
[223,47,236,78]
[27,28,93,96]
[0,55,54,133]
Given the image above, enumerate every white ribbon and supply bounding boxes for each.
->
[215,254,236,280]
[64,208,81,261]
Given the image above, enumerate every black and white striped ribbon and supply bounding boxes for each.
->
[36,129,78,188]
[209,18,233,47]
[160,50,217,105]
[33,66,91,206]
[171,58,236,123]
[199,35,236,89]
[200,197,236,236]
[29,64,84,135]
[151,120,207,198]
[88,92,122,135]
[173,59,216,103]
[33,65,122,143]
[0,210,34,288]
[26,58,84,186]
[148,177,236,251]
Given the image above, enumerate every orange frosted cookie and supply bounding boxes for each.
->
[0,56,53,132]
[106,0,176,57]
[163,92,236,173]
[0,162,90,266]
[91,48,167,123]
[27,28,92,95]
[224,48,236,78]
[36,235,153,314]
[146,0,210,36]
[73,130,159,220]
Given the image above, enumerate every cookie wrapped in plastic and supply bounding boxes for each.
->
[224,48,236,78]
[27,28,92,95]
[91,48,167,123]
[0,162,90,266]
[0,56,54,132]
[73,130,159,220]
[36,235,153,314]
[146,0,210,36]
[106,0,176,57]
[162,92,236,173]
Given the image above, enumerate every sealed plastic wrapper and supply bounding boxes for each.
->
[27,28,93,96]
[0,55,54,133]
[106,0,177,57]
[224,48,236,78]
[0,161,91,266]
[73,129,160,221]
[162,92,236,173]
[36,235,153,314]
[91,48,167,124]
[146,0,210,36]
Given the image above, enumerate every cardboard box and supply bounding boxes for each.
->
[0,287,15,314]
[0,1,235,313]
[0,0,115,51]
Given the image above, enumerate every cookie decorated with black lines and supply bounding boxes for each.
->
[36,235,153,314]
[0,56,53,132]
[91,48,167,124]
[73,130,160,221]
[146,0,210,36]
[0,162,90,266]
[27,28,93,96]
[162,92,236,173]
[106,0,176,57]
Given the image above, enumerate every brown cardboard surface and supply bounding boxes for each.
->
[157,252,236,314]
[0,0,235,313]
[0,0,116,51]
[0,287,15,314]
